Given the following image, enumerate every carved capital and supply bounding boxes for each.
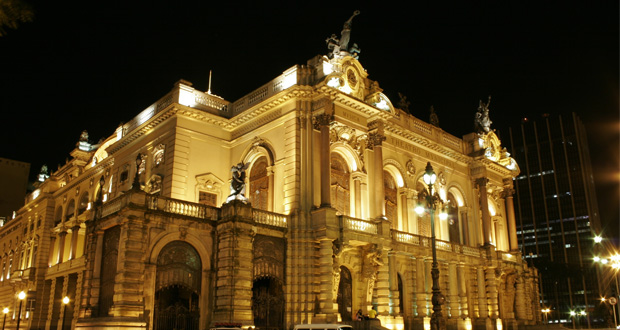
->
[312,113,334,129]
[501,188,515,199]
[475,177,489,188]
[366,132,386,149]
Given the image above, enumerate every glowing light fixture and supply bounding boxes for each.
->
[594,236,603,243]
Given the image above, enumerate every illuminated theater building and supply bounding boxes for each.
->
[0,17,540,330]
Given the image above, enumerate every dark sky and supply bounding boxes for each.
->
[0,1,618,238]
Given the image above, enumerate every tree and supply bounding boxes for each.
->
[0,0,34,36]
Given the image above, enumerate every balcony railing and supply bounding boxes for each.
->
[391,229,483,258]
[341,216,378,235]
[147,196,219,221]
[253,209,287,228]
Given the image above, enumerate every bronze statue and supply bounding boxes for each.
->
[226,162,249,203]
[326,10,361,59]
[474,96,493,134]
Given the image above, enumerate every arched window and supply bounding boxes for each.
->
[65,199,75,222]
[78,192,89,215]
[54,206,63,227]
[416,183,431,237]
[447,192,460,244]
[249,157,270,211]
[384,171,398,226]
[330,154,350,215]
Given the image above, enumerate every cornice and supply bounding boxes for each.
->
[316,86,392,121]
[382,121,472,166]
[51,158,115,200]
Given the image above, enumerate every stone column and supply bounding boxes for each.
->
[457,264,469,319]
[502,188,519,252]
[415,257,428,318]
[69,225,80,260]
[107,206,149,318]
[448,262,459,318]
[388,252,400,315]
[515,276,527,321]
[315,113,333,208]
[214,200,256,327]
[475,178,492,246]
[485,267,499,319]
[424,258,433,317]
[48,236,56,267]
[368,121,386,220]
[46,277,57,330]
[57,231,67,264]
[353,173,363,218]
[476,267,488,318]
[459,210,469,246]
[82,230,104,317]
[58,274,69,330]
[407,189,419,234]
[375,249,391,316]
[314,238,337,323]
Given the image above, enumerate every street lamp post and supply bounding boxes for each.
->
[420,162,446,330]
[15,291,25,330]
[2,308,8,330]
[61,296,69,330]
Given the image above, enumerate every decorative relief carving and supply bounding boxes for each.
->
[153,144,165,166]
[406,160,416,177]
[329,124,368,171]
[438,172,446,186]
[145,174,163,194]
[361,244,383,304]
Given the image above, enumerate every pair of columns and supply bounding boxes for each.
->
[316,113,386,220]
[475,178,518,251]
[49,225,82,266]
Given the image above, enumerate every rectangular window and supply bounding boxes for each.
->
[199,191,217,207]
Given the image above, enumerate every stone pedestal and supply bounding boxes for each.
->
[213,200,255,327]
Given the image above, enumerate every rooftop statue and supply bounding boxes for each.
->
[474,96,493,134]
[80,130,89,142]
[326,10,361,59]
[429,105,439,127]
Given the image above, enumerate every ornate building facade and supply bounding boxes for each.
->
[0,17,539,330]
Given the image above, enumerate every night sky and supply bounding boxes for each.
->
[0,1,618,238]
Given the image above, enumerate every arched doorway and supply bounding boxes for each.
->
[337,266,352,321]
[154,241,201,330]
[252,236,285,330]
[252,277,284,330]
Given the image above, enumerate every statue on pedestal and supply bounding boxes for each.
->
[474,96,493,134]
[226,162,249,203]
[326,10,361,59]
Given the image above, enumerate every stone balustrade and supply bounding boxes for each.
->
[253,209,288,228]
[392,229,484,258]
[341,216,378,234]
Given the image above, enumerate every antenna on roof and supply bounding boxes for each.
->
[207,70,212,94]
